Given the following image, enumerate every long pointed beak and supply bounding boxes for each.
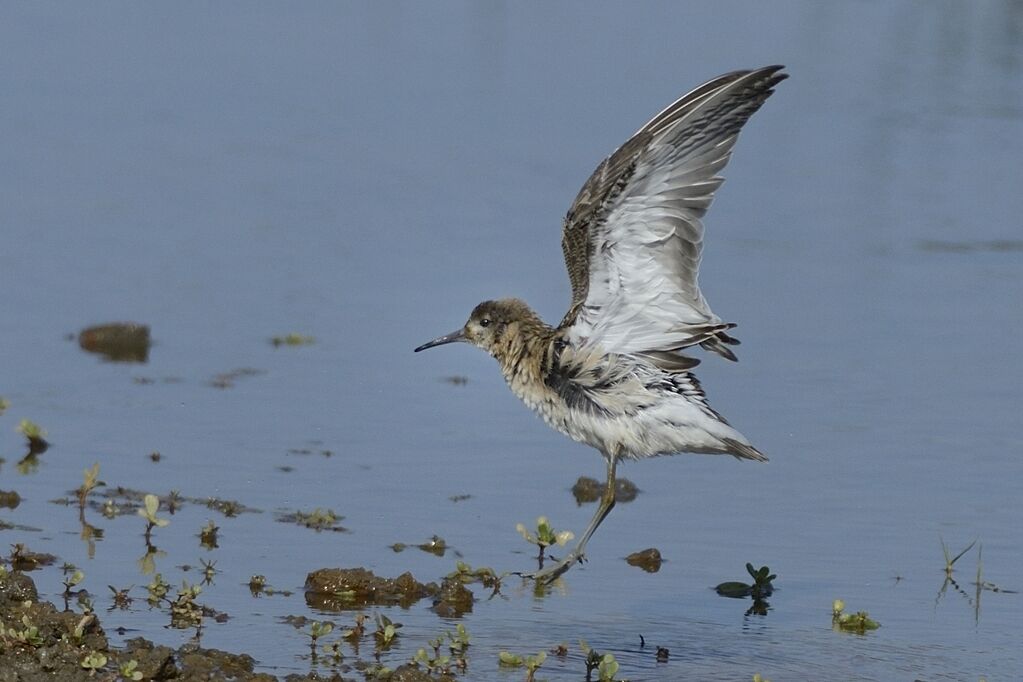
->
[414,328,467,352]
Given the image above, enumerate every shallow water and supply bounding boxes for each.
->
[2,2,1022,680]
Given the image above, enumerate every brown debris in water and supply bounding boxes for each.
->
[0,490,21,509]
[78,322,151,363]
[626,548,663,573]
[304,567,436,611]
[431,578,474,617]
[8,544,58,571]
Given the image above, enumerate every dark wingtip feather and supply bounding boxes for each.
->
[700,336,739,362]
[723,438,768,462]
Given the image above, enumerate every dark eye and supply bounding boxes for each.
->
[480,318,491,328]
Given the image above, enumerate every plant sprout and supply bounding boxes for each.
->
[138,494,169,543]
[516,516,574,566]
[832,599,880,633]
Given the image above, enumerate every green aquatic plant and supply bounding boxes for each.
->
[248,574,267,595]
[61,567,85,609]
[169,582,204,628]
[271,333,315,347]
[831,599,880,633]
[517,516,574,567]
[414,622,471,674]
[200,558,217,585]
[413,646,452,675]
[499,650,546,681]
[308,620,334,658]
[146,573,171,605]
[715,562,776,599]
[199,520,219,549]
[580,640,622,681]
[417,534,447,556]
[80,651,107,675]
[289,507,345,531]
[119,659,144,681]
[597,653,620,682]
[138,493,169,543]
[3,614,44,647]
[16,419,46,442]
[445,560,504,597]
[941,537,977,577]
[448,622,470,655]
[373,613,402,652]
[341,613,368,648]
[77,463,101,511]
[108,584,133,609]
[0,397,9,414]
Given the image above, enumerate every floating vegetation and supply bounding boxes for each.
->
[208,367,265,389]
[270,333,315,347]
[277,507,347,532]
[8,543,58,571]
[716,563,776,600]
[199,520,220,549]
[63,486,261,520]
[419,535,447,556]
[0,490,20,509]
[77,322,151,363]
[410,622,470,675]
[16,419,49,454]
[625,547,663,573]
[442,375,468,385]
[499,650,546,681]
[0,397,8,415]
[831,599,880,634]
[448,493,473,503]
[108,585,133,610]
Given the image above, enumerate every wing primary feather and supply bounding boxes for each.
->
[558,66,786,361]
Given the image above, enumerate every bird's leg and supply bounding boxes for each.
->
[522,453,619,583]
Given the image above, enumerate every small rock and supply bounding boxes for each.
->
[625,547,663,573]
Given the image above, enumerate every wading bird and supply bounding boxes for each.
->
[416,66,786,582]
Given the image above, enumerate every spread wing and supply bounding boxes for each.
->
[559,65,786,362]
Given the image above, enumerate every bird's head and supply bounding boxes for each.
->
[414,298,542,358]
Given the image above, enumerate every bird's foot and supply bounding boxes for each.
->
[516,550,586,584]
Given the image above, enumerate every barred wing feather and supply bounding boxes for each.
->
[559,66,787,362]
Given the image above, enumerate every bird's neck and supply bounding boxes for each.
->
[490,316,558,392]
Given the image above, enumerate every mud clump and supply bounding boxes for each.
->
[0,490,21,509]
[625,548,663,573]
[78,322,151,363]
[304,567,436,610]
[0,569,275,681]
[431,575,474,617]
